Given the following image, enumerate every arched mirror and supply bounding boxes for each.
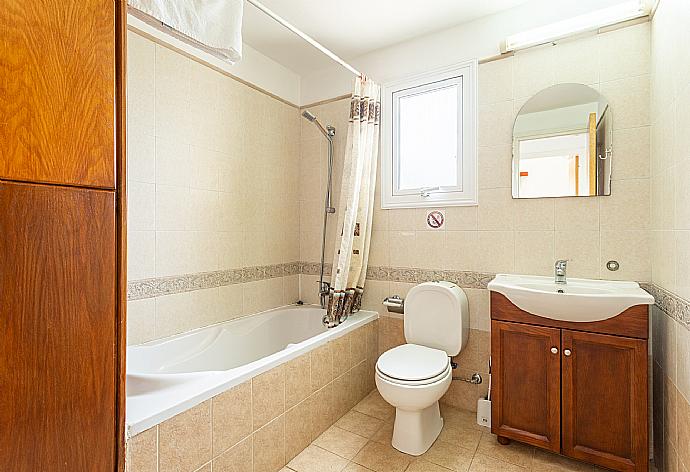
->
[512,83,612,199]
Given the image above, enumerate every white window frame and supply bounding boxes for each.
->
[381,60,478,209]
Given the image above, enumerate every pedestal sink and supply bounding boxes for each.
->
[487,274,655,322]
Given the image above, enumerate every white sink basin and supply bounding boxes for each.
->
[487,274,655,322]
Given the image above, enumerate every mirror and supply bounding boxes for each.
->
[512,84,612,199]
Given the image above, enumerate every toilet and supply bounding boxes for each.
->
[375,281,469,456]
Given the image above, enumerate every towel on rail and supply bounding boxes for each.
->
[128,0,243,63]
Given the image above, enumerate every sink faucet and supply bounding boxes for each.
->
[555,260,568,284]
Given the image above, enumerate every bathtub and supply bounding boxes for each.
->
[126,304,378,437]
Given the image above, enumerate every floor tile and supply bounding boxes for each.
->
[476,432,534,468]
[287,445,349,472]
[353,391,395,420]
[335,410,384,438]
[352,441,412,472]
[407,458,457,471]
[314,425,368,460]
[370,420,394,445]
[437,423,482,452]
[421,440,474,471]
[532,449,595,472]
[468,453,527,472]
[343,464,374,472]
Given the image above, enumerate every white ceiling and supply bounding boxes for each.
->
[242,0,534,74]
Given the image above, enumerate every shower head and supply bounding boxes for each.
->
[302,110,317,122]
[301,109,335,140]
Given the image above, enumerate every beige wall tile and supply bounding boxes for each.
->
[514,46,555,100]
[599,179,650,231]
[479,58,513,106]
[332,334,352,378]
[253,415,285,472]
[598,23,650,83]
[514,231,555,277]
[127,298,156,346]
[311,342,334,392]
[159,400,212,472]
[554,197,599,231]
[252,366,286,430]
[213,437,252,472]
[555,230,601,279]
[128,230,156,281]
[553,35,599,85]
[513,199,555,231]
[600,230,651,281]
[213,381,252,456]
[285,400,314,462]
[128,182,156,232]
[285,353,311,410]
[126,427,157,472]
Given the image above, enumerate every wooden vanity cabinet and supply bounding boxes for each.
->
[491,293,649,472]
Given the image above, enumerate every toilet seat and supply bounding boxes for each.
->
[376,344,450,384]
[376,363,451,386]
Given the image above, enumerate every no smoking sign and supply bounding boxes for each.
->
[426,210,444,229]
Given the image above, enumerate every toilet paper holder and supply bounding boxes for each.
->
[382,295,404,314]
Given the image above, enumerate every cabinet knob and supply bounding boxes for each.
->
[550,347,558,354]
[564,349,572,357]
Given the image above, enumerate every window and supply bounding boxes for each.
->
[381,60,477,208]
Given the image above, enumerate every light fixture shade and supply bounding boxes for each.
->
[501,0,650,53]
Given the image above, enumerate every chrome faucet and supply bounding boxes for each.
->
[555,260,568,284]
[319,281,331,309]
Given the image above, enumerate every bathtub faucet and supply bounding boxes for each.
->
[319,281,331,309]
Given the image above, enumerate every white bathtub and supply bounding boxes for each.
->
[126,304,378,437]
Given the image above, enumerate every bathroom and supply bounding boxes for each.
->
[1,0,688,471]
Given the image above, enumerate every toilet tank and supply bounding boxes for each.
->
[404,281,469,356]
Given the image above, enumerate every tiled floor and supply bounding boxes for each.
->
[281,390,649,472]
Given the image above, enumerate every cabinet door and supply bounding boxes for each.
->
[491,320,561,451]
[562,330,647,472]
[0,182,116,471]
[0,1,115,188]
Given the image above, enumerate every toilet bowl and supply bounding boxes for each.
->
[375,281,469,455]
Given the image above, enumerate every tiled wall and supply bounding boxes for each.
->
[126,322,378,472]
[299,22,652,411]
[126,31,301,344]
[649,1,690,471]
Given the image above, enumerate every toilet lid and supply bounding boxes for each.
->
[376,344,449,381]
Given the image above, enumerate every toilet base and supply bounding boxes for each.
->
[391,401,444,456]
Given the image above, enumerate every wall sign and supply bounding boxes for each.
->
[426,210,444,229]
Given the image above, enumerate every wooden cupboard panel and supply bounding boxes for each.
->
[491,292,649,340]
[491,320,561,452]
[0,182,117,471]
[562,330,648,472]
[0,1,115,188]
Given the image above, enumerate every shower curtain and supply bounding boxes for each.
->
[326,77,381,328]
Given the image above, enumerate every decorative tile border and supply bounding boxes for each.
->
[298,263,494,289]
[127,262,301,301]
[128,260,690,332]
[365,266,495,290]
[644,283,690,332]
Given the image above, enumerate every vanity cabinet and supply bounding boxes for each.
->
[491,293,649,472]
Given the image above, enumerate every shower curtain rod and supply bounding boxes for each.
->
[245,0,362,77]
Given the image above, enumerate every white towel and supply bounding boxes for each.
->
[128,0,243,63]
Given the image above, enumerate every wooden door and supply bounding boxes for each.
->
[561,330,648,471]
[0,0,116,188]
[491,320,561,451]
[0,182,117,471]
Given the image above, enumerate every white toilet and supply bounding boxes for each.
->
[375,281,469,456]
